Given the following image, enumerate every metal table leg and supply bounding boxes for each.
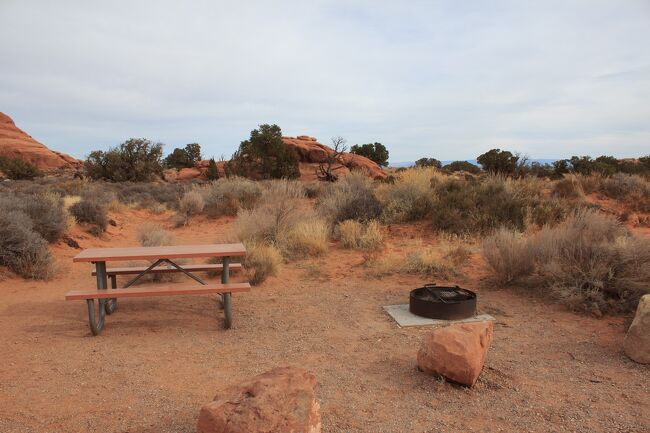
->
[105,274,118,315]
[221,256,232,329]
[88,261,107,335]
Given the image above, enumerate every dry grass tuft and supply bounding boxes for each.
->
[201,177,262,217]
[177,189,204,225]
[337,220,384,251]
[317,172,383,223]
[278,219,329,258]
[482,228,535,284]
[377,167,440,222]
[69,198,108,235]
[243,242,282,285]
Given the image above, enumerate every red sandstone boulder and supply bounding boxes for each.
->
[417,321,493,387]
[0,112,81,171]
[197,367,321,433]
[624,295,650,364]
[282,135,386,181]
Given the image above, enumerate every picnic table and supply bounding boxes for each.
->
[65,243,250,335]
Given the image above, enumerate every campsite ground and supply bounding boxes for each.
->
[1,208,648,433]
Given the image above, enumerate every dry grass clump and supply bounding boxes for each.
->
[482,228,535,284]
[69,198,108,235]
[317,171,383,223]
[337,220,384,251]
[243,242,282,285]
[443,242,473,268]
[278,219,329,258]
[235,180,305,244]
[234,180,329,260]
[482,209,650,313]
[0,210,55,279]
[403,248,456,278]
[552,176,584,200]
[201,177,262,217]
[377,167,439,222]
[137,223,176,247]
[576,174,601,194]
[177,189,204,225]
[0,191,68,242]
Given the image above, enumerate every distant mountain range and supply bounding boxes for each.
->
[389,159,559,168]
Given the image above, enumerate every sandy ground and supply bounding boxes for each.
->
[1,209,648,433]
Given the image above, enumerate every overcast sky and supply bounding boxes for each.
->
[1,1,649,163]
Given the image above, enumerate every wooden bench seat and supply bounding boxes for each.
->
[91,263,242,276]
[65,282,251,300]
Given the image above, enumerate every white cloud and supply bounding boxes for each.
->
[1,0,649,162]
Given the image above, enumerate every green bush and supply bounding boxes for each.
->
[350,142,389,167]
[85,138,164,182]
[164,143,202,169]
[477,149,518,175]
[225,124,300,179]
[205,158,219,181]
[443,160,480,174]
[0,155,41,180]
[415,158,442,168]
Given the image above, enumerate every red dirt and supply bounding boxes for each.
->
[0,210,648,433]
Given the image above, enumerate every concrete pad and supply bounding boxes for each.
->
[383,304,495,328]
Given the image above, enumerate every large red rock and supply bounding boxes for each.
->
[0,112,81,171]
[282,135,386,181]
[624,295,650,364]
[197,367,321,433]
[417,321,493,387]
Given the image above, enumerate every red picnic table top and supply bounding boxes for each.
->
[72,243,247,263]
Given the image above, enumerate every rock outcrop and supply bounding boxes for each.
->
[283,135,386,181]
[624,295,650,364]
[0,112,80,171]
[417,321,493,387]
[197,366,321,433]
[164,135,386,182]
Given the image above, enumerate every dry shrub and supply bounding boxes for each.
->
[552,176,584,200]
[137,223,175,247]
[0,191,68,242]
[317,171,383,223]
[337,220,384,251]
[431,176,527,234]
[303,181,324,198]
[177,189,204,225]
[577,174,601,194]
[600,173,650,213]
[377,167,439,222]
[278,219,329,258]
[403,248,456,278]
[243,242,282,285]
[235,184,304,244]
[443,243,473,268]
[69,198,108,234]
[0,210,55,279]
[482,228,535,284]
[201,177,262,217]
[482,209,650,313]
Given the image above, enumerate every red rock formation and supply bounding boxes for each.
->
[0,112,81,170]
[282,135,387,181]
[164,135,387,182]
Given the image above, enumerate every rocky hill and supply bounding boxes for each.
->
[164,135,386,182]
[0,112,80,171]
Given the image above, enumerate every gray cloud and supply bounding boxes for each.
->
[1,0,649,162]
